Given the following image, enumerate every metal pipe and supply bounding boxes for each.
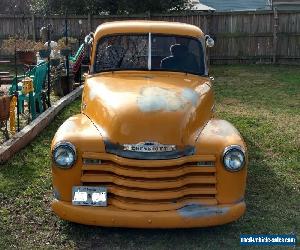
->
[65,11,70,84]
[47,24,51,107]
[79,20,83,85]
[13,4,20,132]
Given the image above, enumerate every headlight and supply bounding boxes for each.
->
[222,145,246,172]
[53,142,76,168]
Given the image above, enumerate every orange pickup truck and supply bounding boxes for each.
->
[51,21,247,228]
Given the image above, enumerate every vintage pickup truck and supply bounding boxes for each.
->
[51,21,247,228]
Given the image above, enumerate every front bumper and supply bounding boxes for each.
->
[52,200,246,228]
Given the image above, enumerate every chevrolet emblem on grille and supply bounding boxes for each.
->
[123,141,176,153]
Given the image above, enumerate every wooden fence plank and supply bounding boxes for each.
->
[0,11,299,64]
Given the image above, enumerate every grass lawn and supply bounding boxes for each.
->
[0,65,299,249]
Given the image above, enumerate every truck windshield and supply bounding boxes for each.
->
[94,34,205,76]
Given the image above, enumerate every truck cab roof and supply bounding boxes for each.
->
[94,20,204,41]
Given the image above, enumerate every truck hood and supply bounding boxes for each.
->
[82,71,214,157]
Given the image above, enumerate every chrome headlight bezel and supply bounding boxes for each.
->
[52,141,77,168]
[222,145,246,172]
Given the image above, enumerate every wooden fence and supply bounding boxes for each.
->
[0,10,299,64]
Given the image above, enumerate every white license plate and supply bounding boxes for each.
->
[72,186,107,206]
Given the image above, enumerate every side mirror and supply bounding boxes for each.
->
[84,32,94,45]
[205,35,215,48]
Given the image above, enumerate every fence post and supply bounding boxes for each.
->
[273,8,279,64]
[31,14,36,41]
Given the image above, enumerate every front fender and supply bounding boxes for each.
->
[51,114,105,201]
[51,113,105,152]
[195,119,248,204]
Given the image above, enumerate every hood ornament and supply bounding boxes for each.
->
[123,141,176,153]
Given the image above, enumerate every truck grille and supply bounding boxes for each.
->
[81,153,217,212]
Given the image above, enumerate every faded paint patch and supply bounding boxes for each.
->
[178,204,229,218]
[205,120,241,138]
[195,83,210,96]
[54,119,78,142]
[181,88,198,106]
[57,118,77,134]
[137,86,199,112]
